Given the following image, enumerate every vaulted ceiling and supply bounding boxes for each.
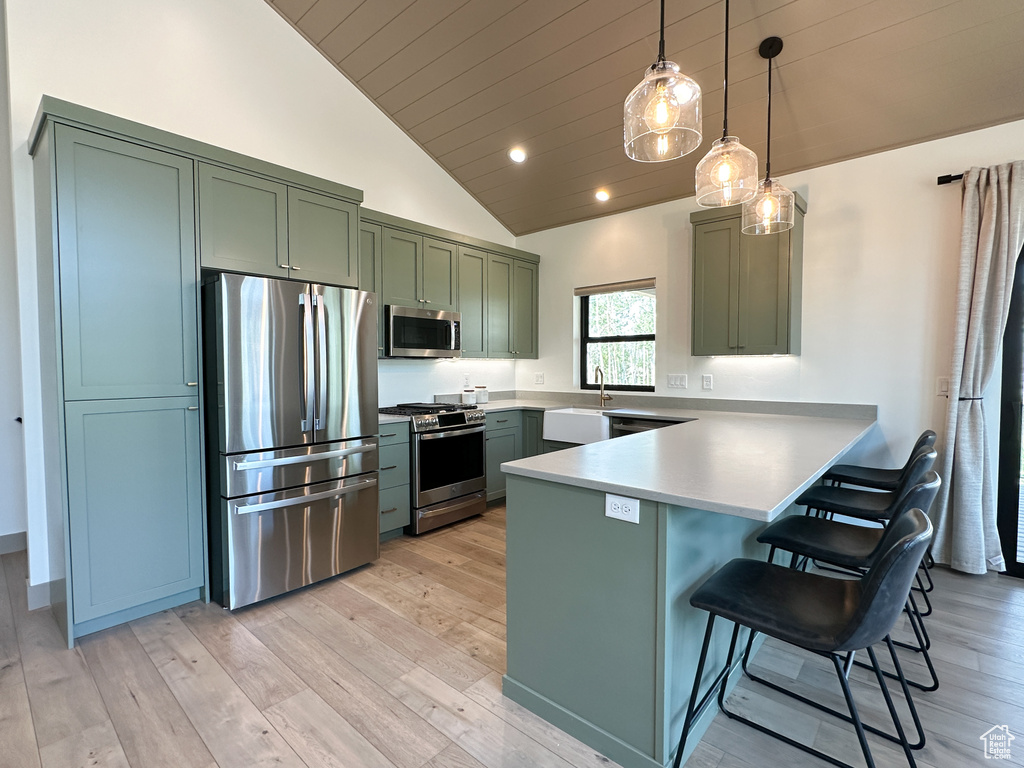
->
[265,0,1024,236]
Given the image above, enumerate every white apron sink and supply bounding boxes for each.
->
[542,407,610,444]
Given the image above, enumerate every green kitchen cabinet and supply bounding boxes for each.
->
[512,259,539,359]
[200,164,359,287]
[55,125,199,401]
[359,221,386,357]
[381,228,458,311]
[64,397,205,625]
[287,187,359,287]
[198,163,288,277]
[691,194,805,356]
[486,411,523,501]
[522,411,544,458]
[457,246,488,358]
[486,254,514,359]
[378,422,412,538]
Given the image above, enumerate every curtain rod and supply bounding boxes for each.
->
[937,173,964,185]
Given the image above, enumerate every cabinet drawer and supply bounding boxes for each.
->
[486,410,521,431]
[379,443,411,489]
[379,484,411,533]
[379,422,410,446]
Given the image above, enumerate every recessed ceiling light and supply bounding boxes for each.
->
[508,147,527,163]
[595,189,610,202]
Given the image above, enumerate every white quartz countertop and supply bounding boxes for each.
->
[501,410,876,522]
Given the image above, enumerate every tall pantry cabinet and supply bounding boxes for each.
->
[33,120,205,646]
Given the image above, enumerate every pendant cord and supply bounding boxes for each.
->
[657,0,666,63]
[722,0,729,140]
[764,54,772,182]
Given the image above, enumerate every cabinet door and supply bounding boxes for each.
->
[55,126,199,400]
[64,397,205,623]
[522,411,543,458]
[287,188,359,287]
[359,222,385,357]
[457,246,488,357]
[486,254,514,359]
[485,427,520,501]
[738,229,791,355]
[692,218,740,356]
[422,238,458,311]
[198,163,288,277]
[512,260,539,358]
[381,228,422,307]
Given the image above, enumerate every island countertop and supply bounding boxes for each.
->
[501,409,876,521]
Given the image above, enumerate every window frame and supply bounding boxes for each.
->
[578,291,656,393]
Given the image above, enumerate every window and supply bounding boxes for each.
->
[577,279,655,391]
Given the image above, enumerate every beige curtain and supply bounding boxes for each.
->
[933,162,1024,574]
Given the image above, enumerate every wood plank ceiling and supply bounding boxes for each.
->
[266,0,1024,236]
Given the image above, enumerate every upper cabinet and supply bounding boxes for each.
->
[486,254,539,359]
[457,246,488,358]
[380,228,458,311]
[691,194,805,356]
[55,126,199,400]
[359,221,385,357]
[199,164,359,288]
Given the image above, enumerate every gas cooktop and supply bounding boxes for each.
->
[379,402,478,416]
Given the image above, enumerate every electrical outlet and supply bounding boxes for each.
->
[605,493,640,524]
[702,373,713,391]
[463,373,470,388]
[534,372,545,384]
[668,374,687,389]
[936,377,950,397]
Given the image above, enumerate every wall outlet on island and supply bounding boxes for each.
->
[605,493,640,524]
[702,374,713,391]
[668,374,687,388]
[534,372,544,384]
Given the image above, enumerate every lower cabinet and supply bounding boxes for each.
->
[378,423,411,538]
[485,411,523,502]
[522,411,544,458]
[64,397,205,626]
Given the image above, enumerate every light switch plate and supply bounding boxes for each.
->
[605,493,640,524]
[936,376,950,397]
[668,373,687,388]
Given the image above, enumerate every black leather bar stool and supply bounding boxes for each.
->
[758,472,942,691]
[673,509,933,768]
[823,430,936,491]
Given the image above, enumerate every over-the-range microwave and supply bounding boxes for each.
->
[384,305,462,358]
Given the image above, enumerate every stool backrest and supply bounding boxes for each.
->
[896,431,937,485]
[870,471,940,560]
[836,508,933,652]
[891,448,937,506]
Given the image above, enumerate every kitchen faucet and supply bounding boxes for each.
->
[595,366,613,406]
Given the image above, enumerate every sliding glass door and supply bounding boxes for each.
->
[997,251,1024,578]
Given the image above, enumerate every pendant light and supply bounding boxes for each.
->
[742,37,795,234]
[624,0,702,162]
[694,0,757,207]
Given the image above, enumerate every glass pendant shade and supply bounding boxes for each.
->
[695,136,758,206]
[741,177,795,235]
[624,60,702,162]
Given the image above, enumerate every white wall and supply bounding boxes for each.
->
[378,359,516,407]
[0,0,26,539]
[516,119,1024,467]
[3,0,515,585]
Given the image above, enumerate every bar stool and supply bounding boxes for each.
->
[823,430,937,491]
[673,509,933,768]
[758,472,942,691]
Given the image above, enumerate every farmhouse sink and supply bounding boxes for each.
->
[542,407,610,444]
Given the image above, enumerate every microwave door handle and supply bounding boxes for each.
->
[446,322,452,349]
[299,293,315,433]
[315,294,328,431]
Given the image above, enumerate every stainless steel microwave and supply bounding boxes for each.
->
[384,305,462,358]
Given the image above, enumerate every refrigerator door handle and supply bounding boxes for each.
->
[299,292,315,432]
[233,444,375,471]
[234,477,377,515]
[315,292,328,430]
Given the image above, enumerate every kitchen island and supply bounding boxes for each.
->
[498,408,875,768]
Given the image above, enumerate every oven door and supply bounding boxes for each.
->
[412,424,486,508]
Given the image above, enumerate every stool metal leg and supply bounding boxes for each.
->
[672,615,717,768]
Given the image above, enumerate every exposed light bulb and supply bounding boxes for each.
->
[758,192,778,230]
[508,147,527,163]
[657,135,668,156]
[595,189,610,202]
[643,82,681,134]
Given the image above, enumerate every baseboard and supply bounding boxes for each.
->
[0,531,26,555]
[26,578,51,610]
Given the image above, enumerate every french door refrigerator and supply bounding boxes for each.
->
[203,273,379,609]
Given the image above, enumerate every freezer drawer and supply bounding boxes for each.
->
[215,474,379,609]
[221,438,378,498]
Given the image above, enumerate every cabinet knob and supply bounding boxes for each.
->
[186,382,198,387]
[279,264,290,269]
[187,406,199,411]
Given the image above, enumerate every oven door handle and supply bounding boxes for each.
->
[417,425,486,441]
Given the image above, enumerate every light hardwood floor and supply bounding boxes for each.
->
[2,504,1023,768]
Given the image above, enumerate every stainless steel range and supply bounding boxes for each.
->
[379,403,487,533]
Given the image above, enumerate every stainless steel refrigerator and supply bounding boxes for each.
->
[203,273,379,609]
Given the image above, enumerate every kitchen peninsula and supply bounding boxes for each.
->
[498,405,876,768]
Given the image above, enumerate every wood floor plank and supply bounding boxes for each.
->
[174,600,306,711]
[37,720,131,768]
[311,580,490,691]
[393,538,473,568]
[129,610,306,768]
[439,622,506,674]
[386,665,576,768]
[78,623,216,768]
[394,571,506,626]
[423,743,490,768]
[253,616,450,768]
[365,553,436,581]
[276,590,417,687]
[467,517,506,542]
[343,568,464,636]
[455,558,506,588]
[444,527,506,556]
[230,599,291,631]
[382,545,505,606]
[469,613,507,641]
[3,552,115,750]
[264,688,397,768]
[0,554,41,768]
